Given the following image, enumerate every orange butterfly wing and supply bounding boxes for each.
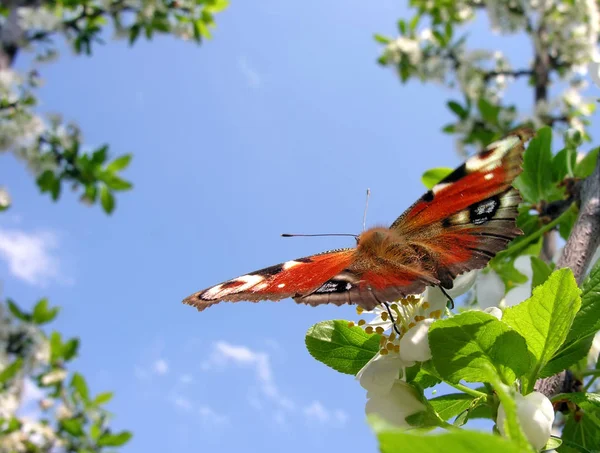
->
[299,128,533,308]
[183,249,356,311]
[388,127,533,288]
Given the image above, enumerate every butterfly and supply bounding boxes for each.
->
[183,128,534,312]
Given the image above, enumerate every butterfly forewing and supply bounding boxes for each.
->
[183,249,355,311]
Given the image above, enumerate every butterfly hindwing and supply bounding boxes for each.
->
[183,249,356,311]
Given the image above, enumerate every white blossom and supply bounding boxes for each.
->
[40,368,67,386]
[483,306,503,320]
[497,391,554,450]
[398,318,434,363]
[365,380,425,428]
[17,7,61,32]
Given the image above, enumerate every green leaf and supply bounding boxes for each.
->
[447,101,468,119]
[477,98,500,125]
[429,311,530,384]
[373,34,391,44]
[100,186,115,214]
[102,175,132,191]
[106,154,132,172]
[558,205,578,241]
[552,392,600,411]
[0,358,23,385]
[514,127,560,203]
[97,430,133,447]
[36,170,61,200]
[421,167,453,189]
[71,373,90,402]
[552,147,576,181]
[543,436,562,452]
[566,259,600,343]
[542,335,594,378]
[428,393,476,421]
[61,418,84,436]
[376,428,524,453]
[7,299,31,322]
[530,256,553,290]
[90,422,102,440]
[32,298,60,324]
[129,24,141,44]
[560,411,600,452]
[91,146,108,165]
[93,391,113,405]
[62,338,80,361]
[305,320,380,375]
[406,361,441,389]
[503,269,581,388]
[574,147,599,179]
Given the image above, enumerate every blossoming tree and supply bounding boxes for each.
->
[0,0,227,451]
[305,1,600,451]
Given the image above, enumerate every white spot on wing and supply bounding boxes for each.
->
[466,136,520,172]
[277,283,286,288]
[203,274,265,299]
[484,173,494,180]
[203,284,224,299]
[283,261,301,270]
[432,182,451,194]
[453,211,470,224]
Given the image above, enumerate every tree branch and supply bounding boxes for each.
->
[556,158,600,284]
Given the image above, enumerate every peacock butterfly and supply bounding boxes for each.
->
[183,128,534,312]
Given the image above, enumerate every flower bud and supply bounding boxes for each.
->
[484,306,503,320]
[497,391,554,450]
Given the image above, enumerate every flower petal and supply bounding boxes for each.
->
[365,380,425,428]
[357,353,404,396]
[399,319,434,363]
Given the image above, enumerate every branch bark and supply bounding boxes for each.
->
[535,158,600,399]
[556,158,600,283]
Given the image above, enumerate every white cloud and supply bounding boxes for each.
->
[238,56,261,88]
[303,402,348,426]
[0,228,66,286]
[303,401,330,423]
[198,405,229,425]
[179,374,193,384]
[172,396,193,411]
[153,359,169,375]
[204,341,294,411]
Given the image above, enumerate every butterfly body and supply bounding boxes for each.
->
[184,128,534,312]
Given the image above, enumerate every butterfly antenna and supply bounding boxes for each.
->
[383,302,402,336]
[439,287,455,309]
[281,233,359,239]
[362,188,371,232]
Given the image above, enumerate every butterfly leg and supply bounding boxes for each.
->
[383,302,403,336]
[438,287,455,309]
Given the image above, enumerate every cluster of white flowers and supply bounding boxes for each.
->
[0,69,47,156]
[0,418,62,452]
[354,271,478,426]
[0,303,51,421]
[17,6,61,33]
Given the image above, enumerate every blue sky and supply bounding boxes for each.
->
[2,1,597,452]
